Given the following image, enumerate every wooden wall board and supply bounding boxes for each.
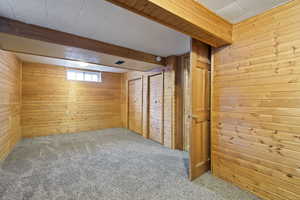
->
[105,0,232,47]
[162,57,176,148]
[21,62,123,137]
[181,54,192,152]
[212,0,300,199]
[0,50,22,161]
[128,78,143,134]
[174,55,185,150]
[148,73,164,143]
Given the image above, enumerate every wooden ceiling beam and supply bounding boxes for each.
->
[0,16,165,66]
[105,0,233,47]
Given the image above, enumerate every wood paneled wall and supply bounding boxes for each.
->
[212,1,300,200]
[122,59,176,148]
[21,62,123,137]
[0,50,22,161]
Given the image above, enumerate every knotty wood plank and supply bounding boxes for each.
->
[212,1,300,199]
[0,50,21,161]
[21,62,123,137]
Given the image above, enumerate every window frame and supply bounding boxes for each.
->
[66,69,102,83]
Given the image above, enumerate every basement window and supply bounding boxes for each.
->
[67,70,101,82]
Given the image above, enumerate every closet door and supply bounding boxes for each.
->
[128,78,143,134]
[148,73,164,144]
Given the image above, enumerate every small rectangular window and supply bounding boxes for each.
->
[67,70,101,82]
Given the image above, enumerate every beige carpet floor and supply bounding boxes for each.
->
[0,128,260,200]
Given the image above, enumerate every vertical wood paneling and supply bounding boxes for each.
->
[0,50,21,161]
[174,55,184,150]
[21,62,123,137]
[164,57,176,148]
[212,1,300,199]
[180,54,191,151]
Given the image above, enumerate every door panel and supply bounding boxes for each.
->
[128,78,143,134]
[148,73,163,144]
[189,39,211,180]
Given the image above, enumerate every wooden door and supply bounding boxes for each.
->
[148,73,164,144]
[128,78,143,134]
[189,39,211,180]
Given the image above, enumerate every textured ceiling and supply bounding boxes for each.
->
[196,0,292,23]
[0,0,190,57]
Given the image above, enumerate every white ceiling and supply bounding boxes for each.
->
[196,0,292,23]
[0,0,190,57]
[16,53,130,73]
[0,0,292,57]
